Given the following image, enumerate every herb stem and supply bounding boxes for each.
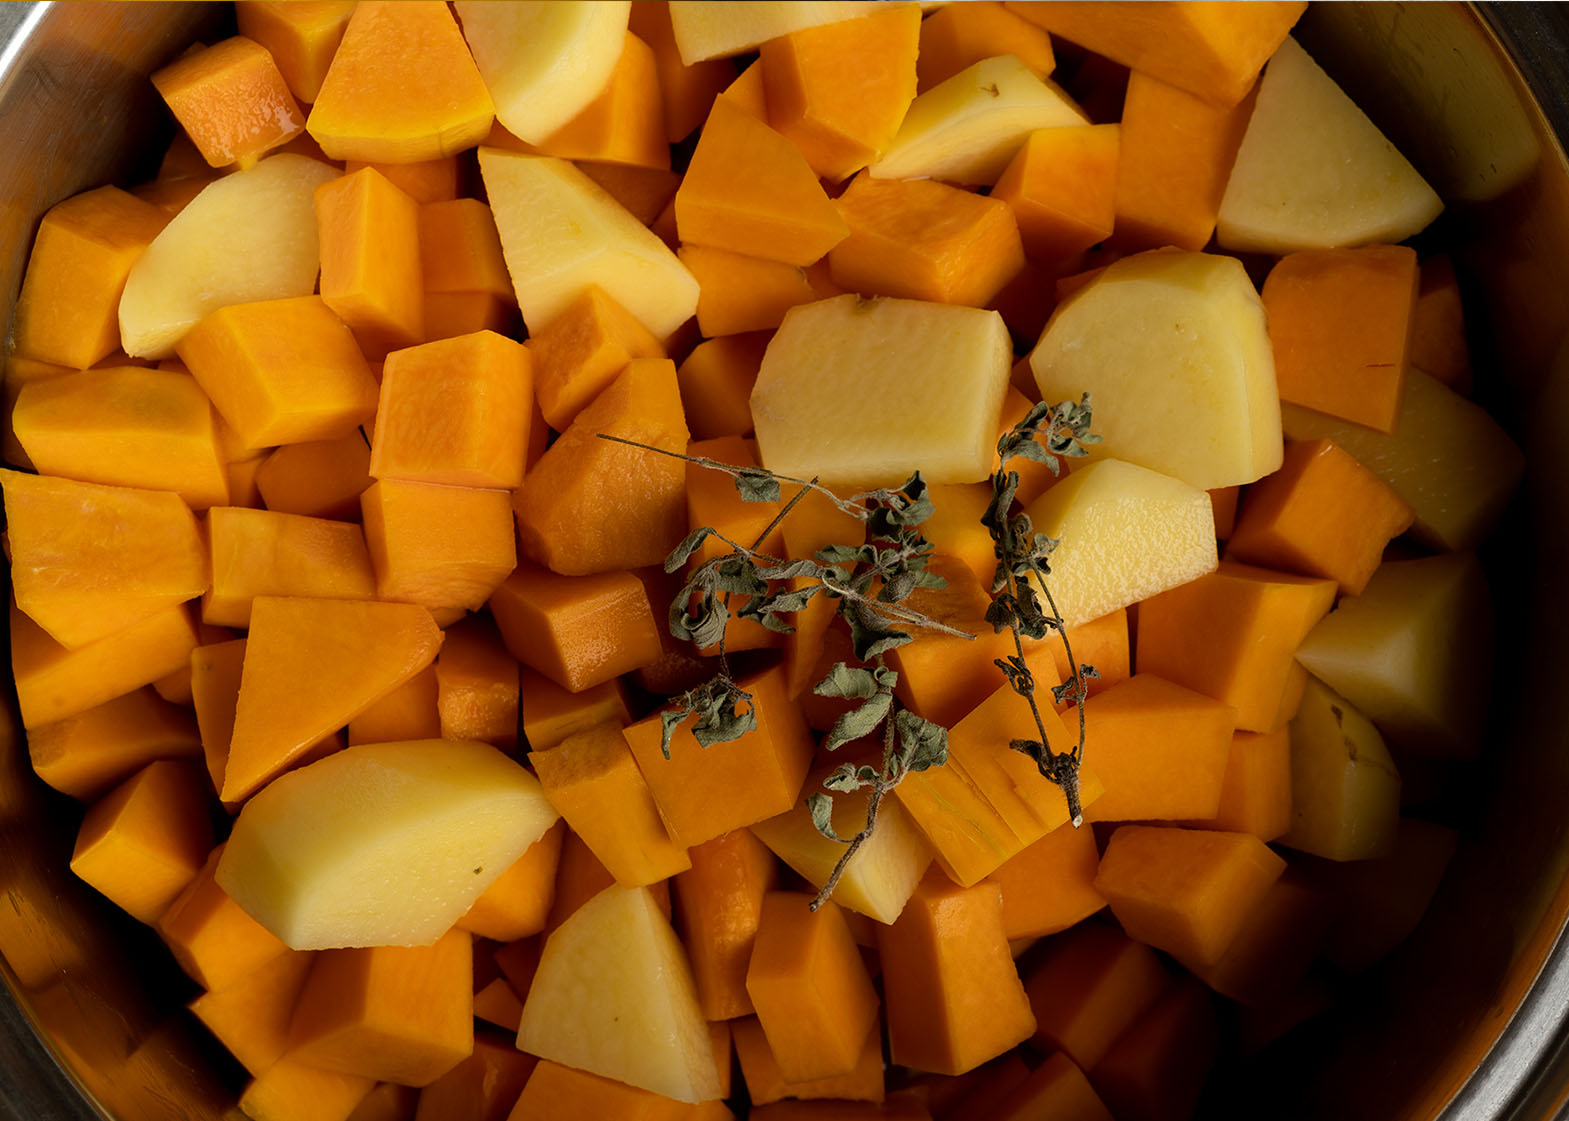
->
[810,687,898,912]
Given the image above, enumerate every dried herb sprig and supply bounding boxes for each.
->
[982,395,1102,825]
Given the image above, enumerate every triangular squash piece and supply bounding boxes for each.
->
[513,357,689,575]
[221,597,443,803]
[1216,36,1442,253]
[517,884,722,1102]
[1,469,206,649]
[674,95,848,266]
[307,1,494,163]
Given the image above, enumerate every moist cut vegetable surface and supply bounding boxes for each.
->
[1,2,1525,1120]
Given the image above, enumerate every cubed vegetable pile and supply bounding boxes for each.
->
[0,3,1527,1121]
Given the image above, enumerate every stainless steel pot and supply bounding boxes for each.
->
[3,2,1569,1118]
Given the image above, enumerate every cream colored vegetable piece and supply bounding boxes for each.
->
[1032,249,1282,492]
[117,154,337,359]
[1217,36,1443,253]
[1280,676,1401,862]
[868,54,1088,186]
[750,293,1011,487]
[216,738,558,950]
[455,1,630,144]
[1294,553,1488,760]
[1279,368,1524,551]
[667,0,893,64]
[1020,458,1218,628]
[517,884,723,1103]
[478,147,699,339]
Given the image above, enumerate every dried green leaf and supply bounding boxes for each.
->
[815,663,880,700]
[665,527,715,572]
[823,689,892,753]
[844,600,911,661]
[807,792,846,842]
[895,709,948,773]
[734,468,782,503]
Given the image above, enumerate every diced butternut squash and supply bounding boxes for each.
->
[671,827,778,1021]
[234,1,354,103]
[490,562,663,692]
[520,666,632,751]
[576,160,683,226]
[506,1058,690,1121]
[869,55,1088,186]
[307,1,493,163]
[479,148,699,340]
[731,1016,885,1108]
[1,470,206,650]
[759,4,921,181]
[13,366,229,509]
[1045,608,1131,702]
[11,186,170,370]
[992,1053,1114,1121]
[993,125,1119,264]
[413,1033,537,1121]
[532,721,691,886]
[519,884,723,1102]
[1226,438,1415,596]
[676,96,848,266]
[624,665,814,848]
[434,615,519,750]
[287,928,473,1085]
[118,154,338,359]
[457,819,564,944]
[1088,978,1219,1121]
[255,433,373,522]
[346,663,441,746]
[188,948,316,1075]
[746,892,880,1082]
[751,294,1011,488]
[11,599,200,729]
[917,2,1055,93]
[878,870,1036,1076]
[70,759,215,924]
[473,976,526,1034]
[237,1053,374,1121]
[1186,728,1294,842]
[360,479,518,614]
[627,1,734,144]
[179,295,378,450]
[26,686,201,802]
[829,173,1025,309]
[157,843,289,991]
[514,357,691,575]
[530,285,666,432]
[1005,1,1304,107]
[1181,870,1332,1004]
[204,507,376,628]
[1092,824,1286,964]
[220,739,558,948]
[1135,561,1336,732]
[152,36,305,169]
[221,596,443,803]
[681,244,822,337]
[987,818,1105,941]
[1023,922,1170,1071]
[1410,254,1472,392]
[535,32,669,171]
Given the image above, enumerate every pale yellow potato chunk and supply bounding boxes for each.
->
[1294,553,1488,760]
[668,1,894,64]
[1280,676,1401,862]
[118,154,338,359]
[1031,249,1282,492]
[1280,368,1524,552]
[216,739,559,950]
[869,55,1088,186]
[750,785,933,925]
[1020,459,1217,628]
[455,1,630,144]
[518,884,722,1103]
[1217,37,1442,254]
[750,294,1011,487]
[478,148,698,339]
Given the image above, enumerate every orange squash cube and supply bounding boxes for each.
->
[414,1033,537,1121]
[234,1,354,103]
[731,1015,885,1107]
[530,285,667,432]
[456,819,564,943]
[316,167,424,357]
[346,155,461,204]
[994,125,1120,263]
[672,827,779,1021]
[506,1059,689,1121]
[680,244,820,337]
[987,819,1105,941]
[254,432,372,523]
[238,1055,374,1121]
[176,295,379,450]
[152,36,305,168]
[360,479,518,614]
[536,32,670,171]
[1088,978,1219,1121]
[917,2,1055,92]
[519,666,632,751]
[346,664,440,746]
[188,948,316,1075]
[26,686,201,802]
[490,562,663,693]
[157,843,290,991]
[204,507,377,628]
[435,614,520,750]
[1023,922,1170,1071]
[11,186,170,370]
[677,332,769,441]
[1186,728,1293,841]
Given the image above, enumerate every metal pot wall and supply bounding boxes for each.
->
[2,3,1568,1119]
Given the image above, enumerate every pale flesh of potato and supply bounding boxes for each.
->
[1294,553,1488,761]
[750,294,1011,487]
[1280,368,1525,552]
[1031,249,1282,492]
[454,1,630,144]
[749,777,934,925]
[1217,36,1443,254]
[518,884,722,1103]
[668,1,891,65]
[216,739,559,950]
[478,148,698,339]
[1280,676,1401,862]
[1020,458,1217,628]
[868,54,1089,186]
[119,155,338,359]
